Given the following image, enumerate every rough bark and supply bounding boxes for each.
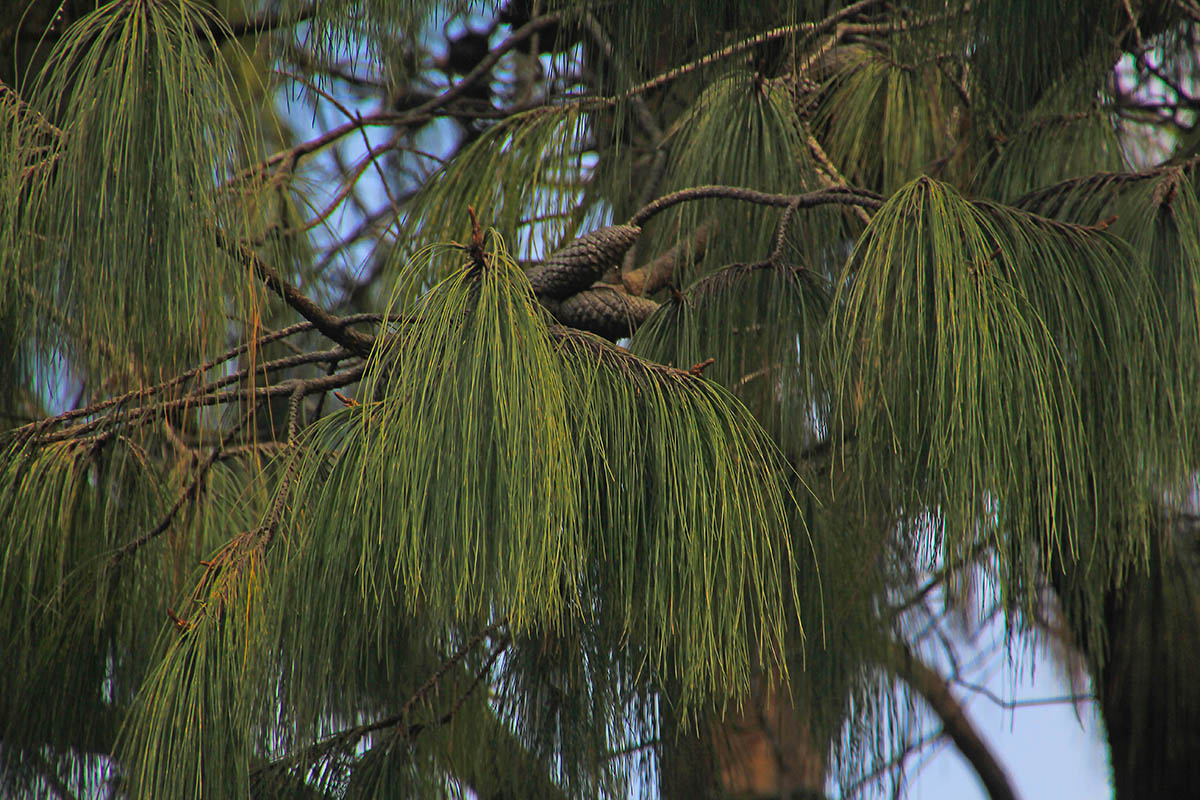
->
[711,676,829,799]
[1084,516,1200,796]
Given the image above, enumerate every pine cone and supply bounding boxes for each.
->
[552,286,659,340]
[526,225,641,299]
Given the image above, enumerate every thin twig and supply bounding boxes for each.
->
[889,540,993,620]
[839,728,947,799]
[196,347,355,397]
[257,385,307,547]
[769,201,801,264]
[255,619,510,779]
[111,400,266,566]
[617,0,886,99]
[30,367,365,446]
[951,677,1095,710]
[232,14,564,185]
[3,316,379,445]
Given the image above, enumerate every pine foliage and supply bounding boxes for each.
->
[1,0,262,377]
[3,0,1200,797]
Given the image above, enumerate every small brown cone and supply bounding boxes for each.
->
[527,224,641,298]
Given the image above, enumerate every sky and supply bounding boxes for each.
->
[901,620,1112,800]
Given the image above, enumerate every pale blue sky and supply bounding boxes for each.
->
[903,625,1111,800]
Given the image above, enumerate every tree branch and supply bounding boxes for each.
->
[208,4,319,47]
[622,218,717,295]
[893,646,1019,800]
[617,0,887,99]
[2,317,376,446]
[628,184,883,228]
[233,13,564,184]
[29,367,364,446]
[237,244,377,357]
[255,620,509,781]
[888,540,993,621]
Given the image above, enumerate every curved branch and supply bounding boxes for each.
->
[894,646,1019,800]
[628,184,883,228]
[232,14,564,183]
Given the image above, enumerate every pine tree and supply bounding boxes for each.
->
[3,1,1199,797]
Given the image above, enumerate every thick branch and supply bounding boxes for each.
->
[894,646,1019,800]
[628,185,883,228]
[622,218,717,296]
[239,245,377,357]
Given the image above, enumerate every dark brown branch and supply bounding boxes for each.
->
[239,245,377,357]
[951,676,1095,711]
[838,727,948,799]
[209,4,319,47]
[233,14,564,183]
[894,646,1019,800]
[412,638,509,740]
[888,540,993,620]
[2,317,378,446]
[392,621,508,735]
[628,185,883,228]
[32,366,365,446]
[231,110,431,185]
[439,15,564,116]
[199,346,355,396]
